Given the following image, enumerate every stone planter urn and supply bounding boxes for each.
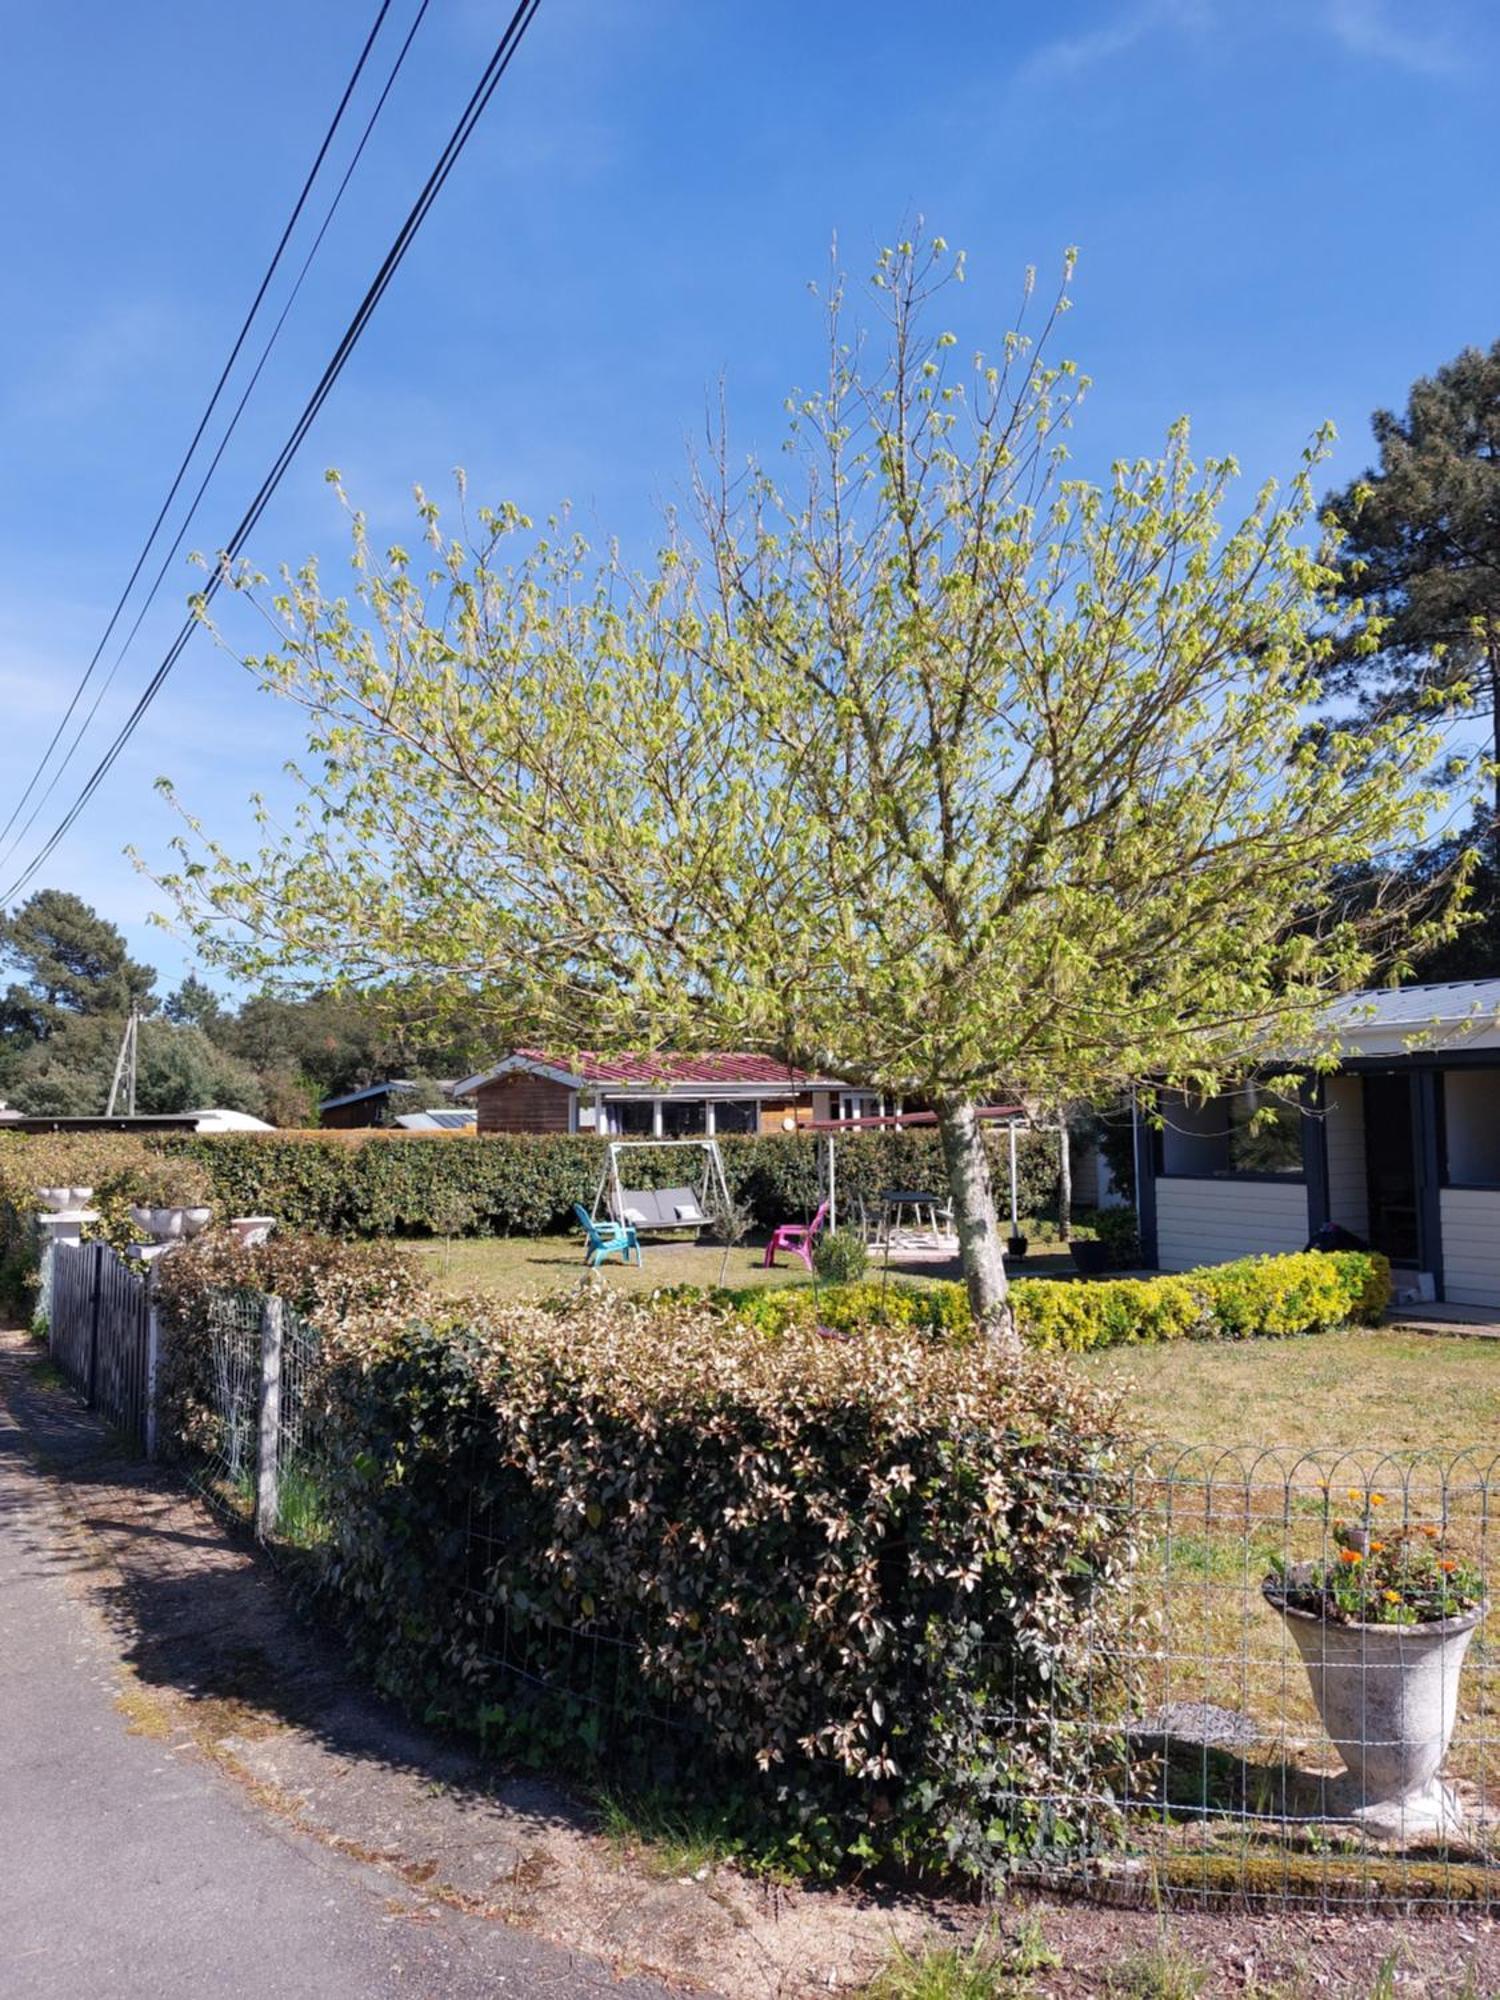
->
[129,1204,214,1243]
[1264,1581,1486,1833]
[229,1216,275,1247]
[37,1185,94,1212]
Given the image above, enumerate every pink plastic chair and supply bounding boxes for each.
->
[764,1200,829,1270]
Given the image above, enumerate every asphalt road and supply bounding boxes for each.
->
[0,1412,668,2000]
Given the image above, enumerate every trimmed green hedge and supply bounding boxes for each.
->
[304,1289,1138,1883]
[124,1125,1059,1239]
[721,1250,1391,1350]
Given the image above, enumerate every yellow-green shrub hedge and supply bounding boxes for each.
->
[720,1250,1390,1351]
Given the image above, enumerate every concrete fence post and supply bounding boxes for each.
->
[36,1221,55,1337]
[255,1296,284,1540]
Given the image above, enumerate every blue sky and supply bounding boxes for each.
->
[2,0,1497,995]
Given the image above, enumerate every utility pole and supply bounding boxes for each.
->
[105,1008,139,1117]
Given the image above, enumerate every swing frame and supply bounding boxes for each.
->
[590,1137,736,1277]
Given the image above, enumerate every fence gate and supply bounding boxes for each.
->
[49,1239,155,1454]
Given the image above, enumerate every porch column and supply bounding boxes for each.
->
[652,1099,664,1138]
[1299,1076,1328,1242]
[1413,1069,1445,1300]
[1131,1088,1158,1269]
[705,1102,716,1137]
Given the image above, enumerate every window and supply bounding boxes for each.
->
[1226,1087,1303,1177]
[662,1099,706,1138]
[613,1099,655,1137]
[838,1092,884,1123]
[1157,1085,1304,1179]
[710,1100,757,1135]
[1443,1069,1500,1185]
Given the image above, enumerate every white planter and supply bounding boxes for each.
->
[131,1204,213,1243]
[37,1185,93,1212]
[1266,1583,1486,1832]
[229,1216,275,1247]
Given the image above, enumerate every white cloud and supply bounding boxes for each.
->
[1016,0,1212,86]
[1323,0,1461,77]
[1016,0,1467,88]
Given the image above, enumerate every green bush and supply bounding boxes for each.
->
[311,1290,1139,1883]
[1091,1205,1141,1268]
[812,1228,868,1284]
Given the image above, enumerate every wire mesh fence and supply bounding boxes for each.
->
[447,1444,1499,1910]
[1055,1446,1499,1911]
[33,1243,1500,1908]
[183,1288,326,1548]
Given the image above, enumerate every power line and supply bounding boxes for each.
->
[0,0,544,907]
[0,0,433,882]
[0,0,397,859]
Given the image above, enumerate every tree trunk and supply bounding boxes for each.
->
[936,1097,1020,1353]
[1058,1117,1073,1241]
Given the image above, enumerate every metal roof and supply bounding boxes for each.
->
[1324,979,1500,1057]
[318,1079,459,1112]
[393,1108,478,1131]
[456,1050,850,1096]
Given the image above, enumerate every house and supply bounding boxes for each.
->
[455,1050,866,1138]
[1133,979,1500,1307]
[317,1080,467,1129]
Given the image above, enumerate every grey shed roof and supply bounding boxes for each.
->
[1324,978,1500,1058]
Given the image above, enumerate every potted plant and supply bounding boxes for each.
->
[1093,1205,1141,1269]
[1263,1500,1486,1832]
[1069,1228,1109,1276]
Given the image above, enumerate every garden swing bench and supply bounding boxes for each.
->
[585,1136,735,1277]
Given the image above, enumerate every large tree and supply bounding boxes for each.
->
[155,238,1454,1346]
[10,1015,266,1118]
[1322,341,1500,819]
[1,888,157,1043]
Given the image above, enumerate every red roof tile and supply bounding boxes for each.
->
[511,1048,840,1089]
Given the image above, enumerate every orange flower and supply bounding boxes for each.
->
[1440,1559,1458,1574]
[1370,1493,1386,1507]
[1347,1488,1363,1502]
[1339,1548,1363,1566]
[1383,1589,1402,1604]
[1368,1541,1385,1554]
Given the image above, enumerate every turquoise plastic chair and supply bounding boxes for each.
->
[573,1203,642,1267]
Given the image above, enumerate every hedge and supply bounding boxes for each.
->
[0,1125,1063,1242]
[720,1250,1391,1350]
[307,1288,1139,1882]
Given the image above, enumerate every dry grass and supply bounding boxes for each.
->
[1080,1329,1500,1455]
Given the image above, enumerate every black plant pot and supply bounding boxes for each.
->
[1069,1239,1109,1276]
[1006,1234,1029,1261]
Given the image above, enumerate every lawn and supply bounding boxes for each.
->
[406,1233,1498,1457]
[1080,1327,1500,1453]
[407,1230,1078,1298]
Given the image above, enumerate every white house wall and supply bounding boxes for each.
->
[1323,1075,1369,1239]
[1438,1189,1500,1308]
[1155,1178,1309,1272]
